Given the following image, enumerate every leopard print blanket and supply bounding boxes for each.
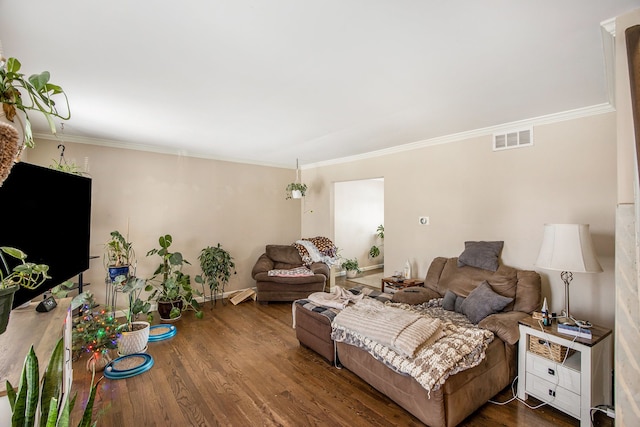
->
[331,298,494,396]
[293,236,337,266]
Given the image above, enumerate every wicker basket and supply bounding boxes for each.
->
[529,337,575,362]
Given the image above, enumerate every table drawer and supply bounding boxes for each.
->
[525,373,580,418]
[526,352,580,394]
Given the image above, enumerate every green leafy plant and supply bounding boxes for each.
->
[50,159,83,175]
[104,230,134,268]
[72,292,119,358]
[146,234,203,319]
[340,257,361,273]
[113,275,152,328]
[285,182,308,199]
[195,243,236,305]
[0,247,50,290]
[6,338,100,427]
[368,224,384,259]
[0,57,70,149]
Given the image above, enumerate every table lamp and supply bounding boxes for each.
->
[534,224,602,325]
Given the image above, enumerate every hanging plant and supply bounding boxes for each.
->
[285,182,308,199]
[0,56,70,150]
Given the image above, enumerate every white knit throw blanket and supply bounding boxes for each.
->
[333,299,443,358]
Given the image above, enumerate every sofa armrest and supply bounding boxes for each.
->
[251,253,274,279]
[478,311,529,345]
[309,262,330,279]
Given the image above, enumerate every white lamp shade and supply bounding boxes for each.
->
[535,224,603,273]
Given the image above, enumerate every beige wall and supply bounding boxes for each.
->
[303,113,617,328]
[27,140,301,309]
[334,178,384,270]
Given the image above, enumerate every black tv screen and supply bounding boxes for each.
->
[0,162,92,308]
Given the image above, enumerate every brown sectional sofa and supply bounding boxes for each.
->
[295,257,541,427]
[252,245,329,303]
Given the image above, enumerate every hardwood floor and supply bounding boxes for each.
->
[69,287,609,426]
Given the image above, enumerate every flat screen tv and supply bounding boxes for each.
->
[0,161,92,308]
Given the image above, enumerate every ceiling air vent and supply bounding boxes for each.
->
[493,128,533,151]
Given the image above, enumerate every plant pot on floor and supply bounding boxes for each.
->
[86,351,113,372]
[117,321,150,355]
[157,299,183,322]
[346,270,358,279]
[0,285,18,335]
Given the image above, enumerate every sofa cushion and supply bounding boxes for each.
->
[479,311,529,345]
[265,245,303,265]
[442,290,466,314]
[461,281,513,324]
[391,287,440,305]
[425,257,540,315]
[457,241,504,272]
[442,290,457,311]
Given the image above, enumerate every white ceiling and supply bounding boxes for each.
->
[1,1,639,168]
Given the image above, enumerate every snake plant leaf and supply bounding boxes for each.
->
[10,345,39,427]
[40,338,64,427]
[79,372,100,427]
[53,391,73,427]
[6,379,16,410]
[43,396,59,427]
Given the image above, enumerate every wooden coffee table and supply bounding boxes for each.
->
[381,277,424,293]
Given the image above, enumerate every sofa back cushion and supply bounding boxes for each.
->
[265,245,303,268]
[425,257,540,314]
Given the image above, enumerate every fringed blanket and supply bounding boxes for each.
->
[292,286,392,328]
[333,299,444,358]
[332,299,494,396]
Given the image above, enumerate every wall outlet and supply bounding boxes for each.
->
[418,216,429,225]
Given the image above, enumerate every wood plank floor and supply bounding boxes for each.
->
[69,291,609,426]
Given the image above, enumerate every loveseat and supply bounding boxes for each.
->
[252,244,329,303]
[295,256,541,427]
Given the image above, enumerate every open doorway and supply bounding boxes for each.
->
[334,178,384,283]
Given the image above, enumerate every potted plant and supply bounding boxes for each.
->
[113,274,151,355]
[0,246,50,334]
[7,337,100,427]
[285,182,308,199]
[104,230,135,282]
[0,56,70,151]
[341,257,362,279]
[146,234,203,321]
[368,224,385,259]
[195,243,236,305]
[72,292,120,370]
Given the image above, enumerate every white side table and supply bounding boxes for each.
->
[517,316,612,426]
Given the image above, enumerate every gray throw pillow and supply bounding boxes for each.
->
[460,280,513,324]
[454,295,466,314]
[442,290,458,311]
[457,241,504,272]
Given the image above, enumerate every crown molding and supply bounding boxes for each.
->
[303,103,615,169]
[33,132,291,170]
[35,103,615,171]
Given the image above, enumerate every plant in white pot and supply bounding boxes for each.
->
[341,257,362,279]
[113,274,151,355]
[0,246,50,334]
[285,182,307,199]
